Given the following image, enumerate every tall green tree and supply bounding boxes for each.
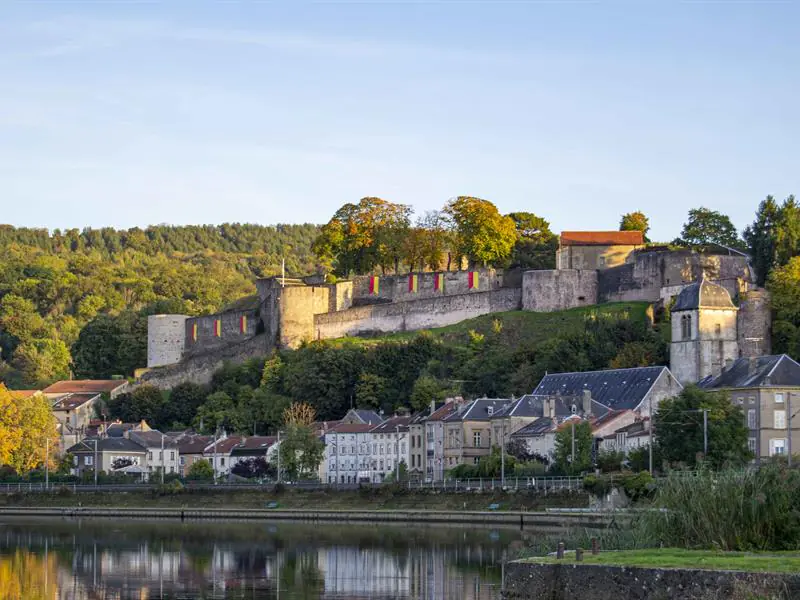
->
[161,382,207,428]
[506,212,557,269]
[775,195,800,266]
[444,197,517,267]
[107,385,166,427]
[678,207,742,248]
[744,196,782,286]
[72,311,147,379]
[553,419,593,475]
[767,257,800,360]
[654,386,750,469]
[278,424,324,480]
[619,211,651,242]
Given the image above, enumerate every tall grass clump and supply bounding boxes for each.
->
[640,465,800,551]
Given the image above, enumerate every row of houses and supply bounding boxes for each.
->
[17,350,800,481]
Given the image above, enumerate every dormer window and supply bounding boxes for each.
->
[487,407,494,416]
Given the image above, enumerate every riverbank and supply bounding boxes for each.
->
[0,505,615,528]
[504,551,800,599]
[0,485,588,511]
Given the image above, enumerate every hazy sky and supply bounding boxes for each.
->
[1,2,798,242]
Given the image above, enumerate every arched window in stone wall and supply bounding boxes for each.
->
[680,314,693,341]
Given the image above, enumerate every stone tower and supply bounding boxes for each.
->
[670,278,740,385]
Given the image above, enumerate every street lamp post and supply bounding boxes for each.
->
[500,420,506,489]
[92,439,98,487]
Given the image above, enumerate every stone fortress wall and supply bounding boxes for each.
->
[142,240,771,389]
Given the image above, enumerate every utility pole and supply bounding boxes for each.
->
[276,430,282,484]
[788,393,793,467]
[500,420,506,489]
[93,439,98,487]
[213,430,218,486]
[160,433,165,484]
[45,438,49,490]
[571,421,576,466]
[703,409,709,457]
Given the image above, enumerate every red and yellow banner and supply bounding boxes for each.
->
[369,276,380,295]
[191,323,198,342]
[434,273,444,292]
[468,271,479,289]
[214,319,222,337]
[408,273,418,293]
[240,315,247,334]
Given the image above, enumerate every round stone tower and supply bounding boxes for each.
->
[147,314,189,368]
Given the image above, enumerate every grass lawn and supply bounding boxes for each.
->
[527,548,800,574]
[335,302,651,348]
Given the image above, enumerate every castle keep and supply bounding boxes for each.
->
[143,231,771,388]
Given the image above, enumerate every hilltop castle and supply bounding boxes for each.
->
[141,231,771,389]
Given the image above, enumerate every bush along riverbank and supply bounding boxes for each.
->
[0,483,589,512]
[510,464,800,599]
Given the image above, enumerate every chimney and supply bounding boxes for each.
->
[582,390,592,418]
[724,358,733,372]
[431,400,436,415]
[748,357,758,376]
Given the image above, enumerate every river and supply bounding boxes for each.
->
[0,517,530,599]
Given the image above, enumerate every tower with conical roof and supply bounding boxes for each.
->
[670,277,740,385]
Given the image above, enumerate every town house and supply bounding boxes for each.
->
[443,398,511,470]
[369,416,411,482]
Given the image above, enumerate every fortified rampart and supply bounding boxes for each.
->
[142,244,770,390]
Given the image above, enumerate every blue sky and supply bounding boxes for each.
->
[1,2,798,242]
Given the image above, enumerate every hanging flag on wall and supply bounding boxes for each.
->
[191,323,198,342]
[408,273,418,293]
[214,319,222,337]
[240,315,248,334]
[369,276,380,295]
[434,273,445,292]
[468,271,479,289]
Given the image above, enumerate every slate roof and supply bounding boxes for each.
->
[443,398,511,422]
[203,436,244,454]
[106,422,143,438]
[329,423,373,434]
[699,355,800,389]
[43,380,128,395]
[370,416,412,434]
[177,435,214,455]
[531,366,672,411]
[229,436,277,456]
[353,409,383,425]
[67,438,146,454]
[673,278,735,311]
[128,431,178,449]
[510,417,556,438]
[51,393,99,411]
[560,231,644,247]
[427,401,462,422]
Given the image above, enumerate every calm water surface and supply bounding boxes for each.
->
[0,518,529,599]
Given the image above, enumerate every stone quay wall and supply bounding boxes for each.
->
[503,561,800,600]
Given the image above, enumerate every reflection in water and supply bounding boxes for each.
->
[0,518,522,599]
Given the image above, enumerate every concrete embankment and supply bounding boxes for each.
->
[0,506,615,528]
[503,561,800,599]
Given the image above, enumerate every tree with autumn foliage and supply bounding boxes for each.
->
[444,196,517,267]
[283,401,317,427]
[620,211,651,242]
[0,386,58,474]
[312,197,412,276]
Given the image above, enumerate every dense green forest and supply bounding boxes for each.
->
[0,224,319,388]
[106,303,667,434]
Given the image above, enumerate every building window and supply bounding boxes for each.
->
[473,431,482,447]
[473,457,480,465]
[770,439,786,456]
[85,456,93,466]
[220,457,225,466]
[775,410,786,430]
[749,396,756,405]
[681,314,693,341]
[170,451,175,460]
[775,393,785,404]
[180,456,185,465]
[487,407,494,416]
[747,409,756,429]
[748,438,757,454]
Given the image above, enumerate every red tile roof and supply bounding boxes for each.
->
[427,401,462,422]
[560,231,644,247]
[9,390,40,399]
[43,380,128,394]
[202,436,244,454]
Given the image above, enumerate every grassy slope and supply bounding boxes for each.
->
[527,549,800,573]
[337,302,652,348]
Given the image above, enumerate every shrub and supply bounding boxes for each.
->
[619,470,655,501]
[596,450,625,473]
[582,474,612,497]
